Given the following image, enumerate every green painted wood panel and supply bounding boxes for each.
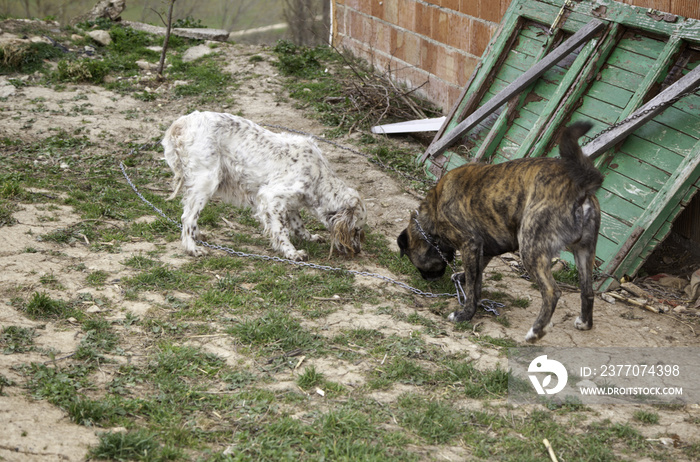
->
[421,0,700,291]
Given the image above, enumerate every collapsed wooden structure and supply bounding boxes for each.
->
[419,0,700,290]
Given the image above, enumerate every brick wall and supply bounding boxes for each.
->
[331,0,700,114]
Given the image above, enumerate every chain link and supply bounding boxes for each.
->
[118,159,455,300]
[583,91,693,146]
[412,215,501,315]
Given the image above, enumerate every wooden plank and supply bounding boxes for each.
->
[595,65,647,88]
[653,105,700,139]
[597,190,646,228]
[585,80,634,109]
[573,96,625,125]
[422,19,606,162]
[598,226,645,289]
[601,170,660,209]
[533,23,623,158]
[582,62,700,160]
[615,135,686,176]
[472,27,564,163]
[599,212,633,245]
[616,30,670,58]
[490,122,532,163]
[370,117,446,134]
[630,121,698,153]
[605,44,661,77]
[603,140,700,287]
[618,36,683,122]
[514,38,599,159]
[519,0,590,33]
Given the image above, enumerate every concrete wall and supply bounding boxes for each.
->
[331,0,700,113]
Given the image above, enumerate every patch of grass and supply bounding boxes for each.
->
[488,272,504,281]
[553,262,580,286]
[436,360,509,399]
[297,365,325,390]
[512,297,531,308]
[397,393,463,444]
[0,199,19,226]
[369,357,432,389]
[86,270,109,286]
[75,319,119,362]
[633,410,659,424]
[24,362,94,409]
[0,41,65,73]
[39,272,63,289]
[90,430,180,461]
[272,39,329,78]
[1,325,38,354]
[23,291,83,321]
[122,264,209,292]
[54,57,110,84]
[227,309,323,357]
[0,374,13,395]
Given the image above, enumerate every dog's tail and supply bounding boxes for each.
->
[559,121,604,195]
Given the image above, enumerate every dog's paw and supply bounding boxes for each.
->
[286,249,308,262]
[525,322,553,343]
[187,246,208,257]
[447,311,469,323]
[574,317,592,331]
[525,327,541,343]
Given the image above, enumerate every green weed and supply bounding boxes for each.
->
[1,325,37,354]
[24,292,82,320]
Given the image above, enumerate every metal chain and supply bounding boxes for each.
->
[412,215,502,315]
[583,91,694,146]
[118,160,455,300]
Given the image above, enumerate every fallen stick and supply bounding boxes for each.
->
[543,438,559,462]
[607,292,660,313]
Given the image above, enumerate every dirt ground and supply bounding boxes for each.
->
[1,22,699,461]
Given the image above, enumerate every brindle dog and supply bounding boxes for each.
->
[398,121,603,342]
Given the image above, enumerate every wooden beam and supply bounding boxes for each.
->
[583,63,700,160]
[421,18,605,162]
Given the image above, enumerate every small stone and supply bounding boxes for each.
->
[87,30,111,46]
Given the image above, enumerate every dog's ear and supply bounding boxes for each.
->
[397,229,408,257]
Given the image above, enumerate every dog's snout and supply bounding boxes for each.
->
[419,267,446,281]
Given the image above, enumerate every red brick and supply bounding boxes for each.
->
[436,47,458,83]
[398,0,416,30]
[384,0,399,24]
[460,0,479,17]
[420,39,438,75]
[433,10,449,44]
[669,0,700,18]
[403,32,422,65]
[469,18,494,57]
[479,0,502,22]
[445,12,468,50]
[371,0,385,19]
[447,84,463,110]
[457,54,478,85]
[415,2,433,36]
[441,0,461,10]
[501,0,514,16]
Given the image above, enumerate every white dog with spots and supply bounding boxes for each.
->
[162,111,366,261]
